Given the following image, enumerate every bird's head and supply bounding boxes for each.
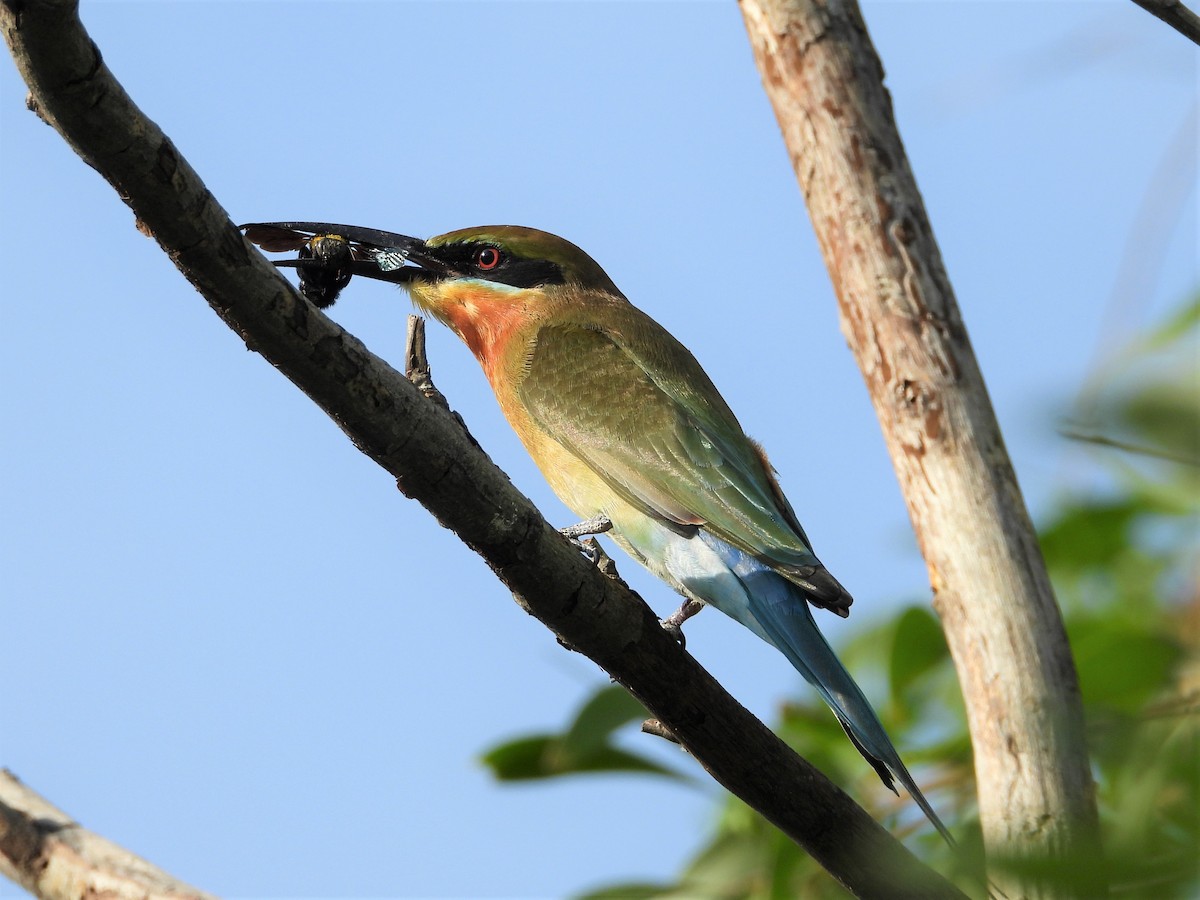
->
[244,222,625,366]
[408,226,623,295]
[387,225,626,362]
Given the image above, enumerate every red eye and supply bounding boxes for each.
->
[475,246,503,270]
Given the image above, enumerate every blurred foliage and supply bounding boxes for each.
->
[481,684,692,782]
[481,297,1199,899]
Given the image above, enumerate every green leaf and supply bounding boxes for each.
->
[563,684,651,760]
[567,745,689,778]
[1140,294,1200,351]
[1070,617,1183,712]
[889,606,950,708]
[480,735,559,780]
[675,830,766,896]
[480,732,685,781]
[578,883,672,900]
[1113,383,1200,467]
[480,684,689,783]
[1038,498,1140,574]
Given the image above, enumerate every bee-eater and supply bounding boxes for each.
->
[244,222,953,843]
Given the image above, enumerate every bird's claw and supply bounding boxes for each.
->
[660,599,704,648]
[559,514,612,541]
[577,537,603,565]
[660,621,687,649]
[560,515,613,564]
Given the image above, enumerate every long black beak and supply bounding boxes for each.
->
[241,221,455,307]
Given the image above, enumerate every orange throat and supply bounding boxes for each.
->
[411,281,533,382]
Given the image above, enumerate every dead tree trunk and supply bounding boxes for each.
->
[738,2,1105,897]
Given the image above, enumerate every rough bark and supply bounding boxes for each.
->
[0,770,215,900]
[738,1,1104,897]
[0,2,964,897]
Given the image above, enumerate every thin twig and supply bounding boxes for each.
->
[1060,427,1200,467]
[403,314,479,447]
[642,719,683,745]
[404,315,448,409]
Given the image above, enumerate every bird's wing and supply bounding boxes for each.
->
[517,312,851,611]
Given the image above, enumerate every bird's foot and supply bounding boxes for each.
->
[559,514,612,541]
[660,599,704,648]
[559,515,615,569]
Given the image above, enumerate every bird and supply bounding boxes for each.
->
[243,222,953,844]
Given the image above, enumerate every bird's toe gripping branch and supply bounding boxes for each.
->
[559,514,613,541]
[558,515,625,576]
[660,599,705,649]
[559,513,611,559]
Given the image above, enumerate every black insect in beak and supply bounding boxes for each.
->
[241,221,452,308]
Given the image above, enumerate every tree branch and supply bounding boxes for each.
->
[0,770,214,900]
[738,1,1104,896]
[0,2,964,897]
[1128,0,1200,47]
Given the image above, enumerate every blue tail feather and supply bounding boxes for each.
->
[691,532,955,845]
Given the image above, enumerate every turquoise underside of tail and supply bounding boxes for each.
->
[676,529,954,845]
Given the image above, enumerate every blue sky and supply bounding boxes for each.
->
[1,2,1194,897]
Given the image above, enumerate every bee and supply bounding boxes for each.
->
[241,222,416,308]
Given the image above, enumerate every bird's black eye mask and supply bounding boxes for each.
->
[431,241,567,289]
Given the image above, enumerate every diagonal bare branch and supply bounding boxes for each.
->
[0,770,215,900]
[1129,0,1200,47]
